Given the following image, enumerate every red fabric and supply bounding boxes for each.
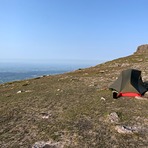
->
[118,92,141,97]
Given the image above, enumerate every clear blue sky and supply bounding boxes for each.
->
[0,0,148,64]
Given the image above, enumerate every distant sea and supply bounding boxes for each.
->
[0,61,99,84]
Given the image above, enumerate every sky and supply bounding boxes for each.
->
[0,0,148,65]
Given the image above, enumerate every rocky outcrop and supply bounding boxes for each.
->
[135,44,148,54]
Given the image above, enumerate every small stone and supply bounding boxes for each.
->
[17,90,22,94]
[41,113,49,119]
[32,141,62,148]
[99,70,105,73]
[115,125,133,134]
[100,97,106,101]
[32,141,46,148]
[108,112,119,123]
[25,90,32,93]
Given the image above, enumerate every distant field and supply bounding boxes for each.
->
[0,71,68,84]
[0,62,98,83]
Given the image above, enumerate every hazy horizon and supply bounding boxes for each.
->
[0,58,103,64]
[0,59,103,83]
[0,58,104,72]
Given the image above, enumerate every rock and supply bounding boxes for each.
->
[57,89,63,92]
[108,112,119,123]
[32,141,62,148]
[32,141,47,148]
[17,90,32,93]
[41,113,49,119]
[100,97,106,101]
[25,90,33,93]
[135,44,148,54]
[17,90,22,94]
[115,125,143,134]
[115,125,133,134]
[121,63,130,67]
[99,70,105,73]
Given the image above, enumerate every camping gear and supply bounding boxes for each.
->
[109,69,147,98]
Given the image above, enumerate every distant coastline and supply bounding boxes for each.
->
[0,70,67,84]
[0,61,102,84]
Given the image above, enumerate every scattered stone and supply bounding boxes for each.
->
[32,141,46,148]
[99,70,105,73]
[100,97,106,101]
[17,90,32,93]
[108,112,119,123]
[32,141,63,148]
[115,125,133,134]
[17,90,22,94]
[115,125,143,134]
[25,90,33,93]
[41,113,50,119]
[56,89,63,93]
[108,63,120,67]
[121,63,130,67]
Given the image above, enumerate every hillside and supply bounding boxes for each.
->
[0,45,148,148]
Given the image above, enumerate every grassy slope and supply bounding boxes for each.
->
[0,52,148,148]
